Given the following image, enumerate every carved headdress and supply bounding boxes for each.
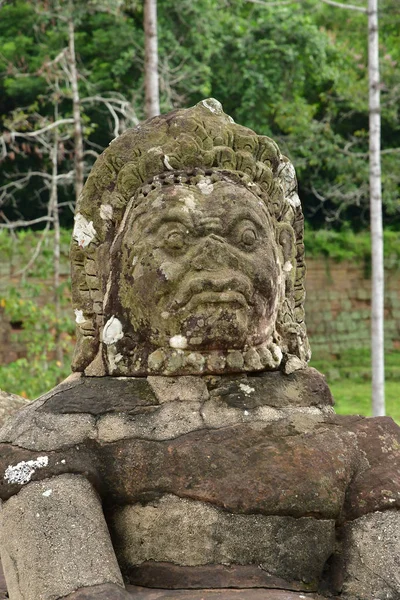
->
[71,99,310,376]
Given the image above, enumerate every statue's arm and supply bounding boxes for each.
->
[0,473,131,600]
[326,416,400,599]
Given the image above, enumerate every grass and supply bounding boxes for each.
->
[310,349,400,423]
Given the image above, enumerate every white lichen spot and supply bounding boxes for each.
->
[197,178,214,195]
[132,255,138,267]
[103,316,124,345]
[244,410,249,416]
[4,456,48,486]
[72,213,96,249]
[180,194,196,211]
[288,192,301,208]
[61,459,66,464]
[42,489,52,497]
[283,261,293,272]
[163,155,174,171]
[161,311,170,319]
[74,309,86,324]
[100,203,113,221]
[239,383,255,395]
[169,335,188,350]
[36,513,40,518]
[201,98,223,114]
[148,146,163,153]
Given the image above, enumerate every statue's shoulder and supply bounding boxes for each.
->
[0,374,160,451]
[330,413,400,519]
[0,373,92,452]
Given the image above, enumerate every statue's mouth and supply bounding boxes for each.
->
[185,290,248,310]
[173,276,253,310]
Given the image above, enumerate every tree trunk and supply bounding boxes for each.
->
[368,0,385,415]
[50,107,63,366]
[68,16,84,203]
[144,0,160,119]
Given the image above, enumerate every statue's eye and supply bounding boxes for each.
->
[241,228,257,247]
[166,230,185,250]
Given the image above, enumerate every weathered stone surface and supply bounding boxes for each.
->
[207,368,333,410]
[0,562,6,600]
[335,511,400,599]
[0,474,123,600]
[0,403,96,451]
[0,442,100,501]
[339,415,400,519]
[96,401,203,443]
[111,495,334,588]
[124,563,319,591]
[0,389,28,428]
[125,589,329,600]
[62,583,132,599]
[148,376,209,404]
[101,422,358,518]
[40,376,158,415]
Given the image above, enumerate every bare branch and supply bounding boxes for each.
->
[12,223,51,279]
[319,0,367,13]
[0,216,54,229]
[83,149,100,159]
[0,118,74,156]
[246,0,301,5]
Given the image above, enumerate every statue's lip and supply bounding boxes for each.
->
[184,290,249,309]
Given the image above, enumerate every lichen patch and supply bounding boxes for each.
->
[197,178,214,195]
[169,335,188,350]
[4,456,48,486]
[239,383,255,395]
[283,261,293,272]
[103,316,124,345]
[74,309,86,324]
[72,213,96,248]
[201,98,223,114]
[100,203,113,221]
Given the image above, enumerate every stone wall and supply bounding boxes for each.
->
[305,258,400,357]
[0,258,400,365]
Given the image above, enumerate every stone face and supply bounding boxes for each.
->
[0,474,123,600]
[70,99,309,376]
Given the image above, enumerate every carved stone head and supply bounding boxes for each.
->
[71,99,310,376]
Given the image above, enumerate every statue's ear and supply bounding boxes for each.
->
[277,223,296,267]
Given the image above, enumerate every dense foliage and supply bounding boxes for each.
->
[0,0,399,228]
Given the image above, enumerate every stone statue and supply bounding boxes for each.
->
[0,100,399,600]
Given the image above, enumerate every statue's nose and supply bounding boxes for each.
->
[192,235,233,271]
